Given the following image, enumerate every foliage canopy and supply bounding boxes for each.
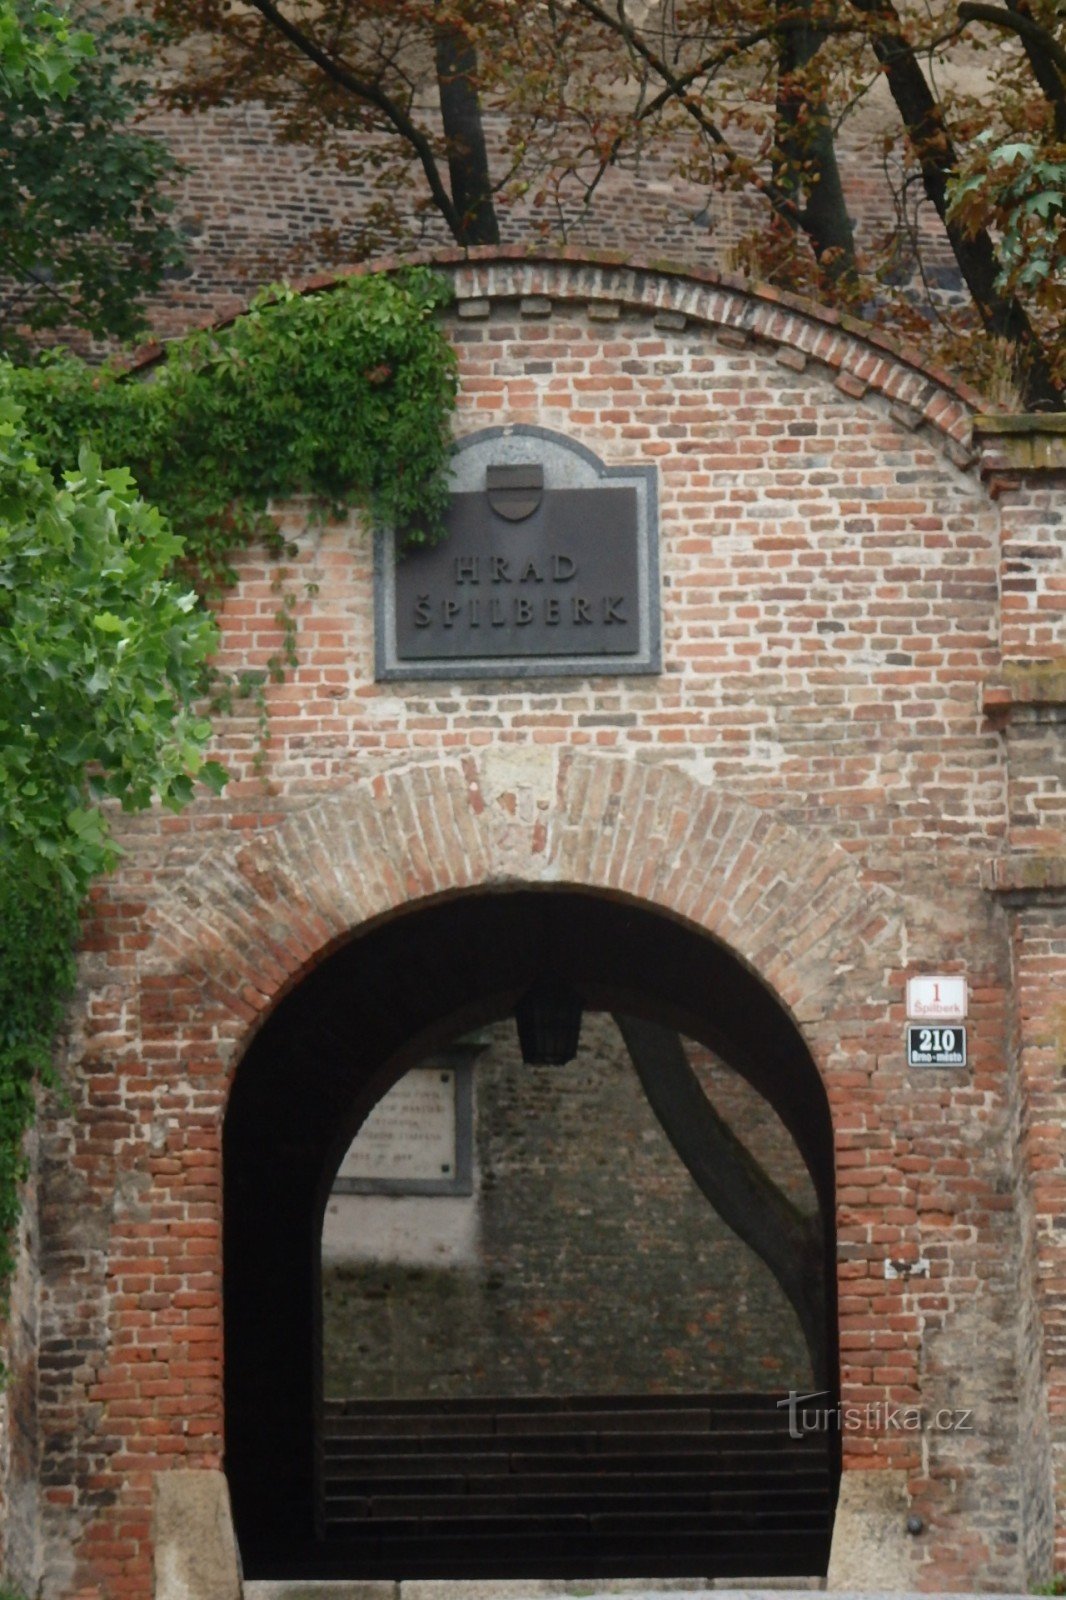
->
[0,0,219,1311]
[0,2,184,352]
[14,267,459,588]
[0,381,224,1293]
[148,0,1065,409]
[0,258,458,1306]
[0,391,225,893]
[0,0,90,99]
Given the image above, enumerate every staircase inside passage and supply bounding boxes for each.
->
[318,1391,835,1579]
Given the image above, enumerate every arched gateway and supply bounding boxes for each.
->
[12,254,1063,1600]
[219,757,861,1574]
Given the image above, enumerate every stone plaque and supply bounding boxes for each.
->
[332,1064,473,1196]
[395,486,640,661]
[376,426,660,680]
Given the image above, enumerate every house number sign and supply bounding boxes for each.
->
[907,1025,967,1068]
[906,975,967,1020]
[375,426,661,680]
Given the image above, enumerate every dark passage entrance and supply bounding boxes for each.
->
[224,889,839,1579]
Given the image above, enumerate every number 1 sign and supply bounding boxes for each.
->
[906,975,967,1021]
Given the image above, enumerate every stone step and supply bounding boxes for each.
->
[324,1456,822,1482]
[320,1446,816,1465]
[327,1412,717,1438]
[244,1583,827,1599]
[325,1489,830,1518]
[434,1586,822,1594]
[291,1534,831,1581]
[323,1413,808,1435]
[324,1470,830,1499]
[244,1589,1038,1600]
[323,1394,795,1415]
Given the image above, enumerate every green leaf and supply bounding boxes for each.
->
[200,761,228,795]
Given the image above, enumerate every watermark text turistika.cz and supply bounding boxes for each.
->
[779,1390,975,1441]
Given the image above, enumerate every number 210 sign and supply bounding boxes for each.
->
[907,1025,967,1067]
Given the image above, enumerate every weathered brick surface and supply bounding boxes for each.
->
[0,1125,41,1591]
[323,1019,815,1399]
[2,257,1062,1597]
[1006,904,1066,1577]
[127,100,969,351]
[978,421,1066,1580]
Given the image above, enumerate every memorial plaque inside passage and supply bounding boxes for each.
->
[333,1066,473,1195]
[396,487,640,661]
[376,427,660,681]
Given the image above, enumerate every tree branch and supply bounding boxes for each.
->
[569,0,876,282]
[773,1,859,286]
[567,0,804,232]
[957,2,1066,74]
[614,1013,827,1384]
[632,14,869,128]
[959,0,1066,136]
[244,0,465,241]
[849,0,1063,409]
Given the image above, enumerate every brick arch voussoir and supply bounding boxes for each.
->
[128,249,982,469]
[448,256,977,465]
[146,751,903,1078]
[146,759,494,1022]
[550,752,901,1025]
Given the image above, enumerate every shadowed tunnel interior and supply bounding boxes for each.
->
[223,887,839,1577]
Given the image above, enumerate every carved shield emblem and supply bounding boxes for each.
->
[486,464,544,522]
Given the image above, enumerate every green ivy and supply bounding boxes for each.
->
[0,864,76,1290]
[0,267,459,1326]
[12,267,459,591]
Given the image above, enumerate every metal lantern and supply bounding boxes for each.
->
[514,975,583,1066]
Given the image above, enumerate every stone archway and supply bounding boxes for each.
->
[143,747,905,1576]
[22,240,1049,1598]
[224,883,842,1575]
[150,746,902,1032]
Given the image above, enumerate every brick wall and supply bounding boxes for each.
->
[980,424,1066,1576]
[0,1125,41,1593]
[5,255,1061,1597]
[131,100,966,350]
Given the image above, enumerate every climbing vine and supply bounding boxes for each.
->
[0,267,459,1313]
[0,869,77,1291]
[12,267,459,588]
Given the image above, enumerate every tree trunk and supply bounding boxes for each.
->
[1005,0,1066,138]
[613,1013,828,1385]
[434,17,500,246]
[774,7,858,291]
[850,0,1063,409]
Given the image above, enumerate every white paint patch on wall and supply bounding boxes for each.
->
[321,1191,480,1267]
